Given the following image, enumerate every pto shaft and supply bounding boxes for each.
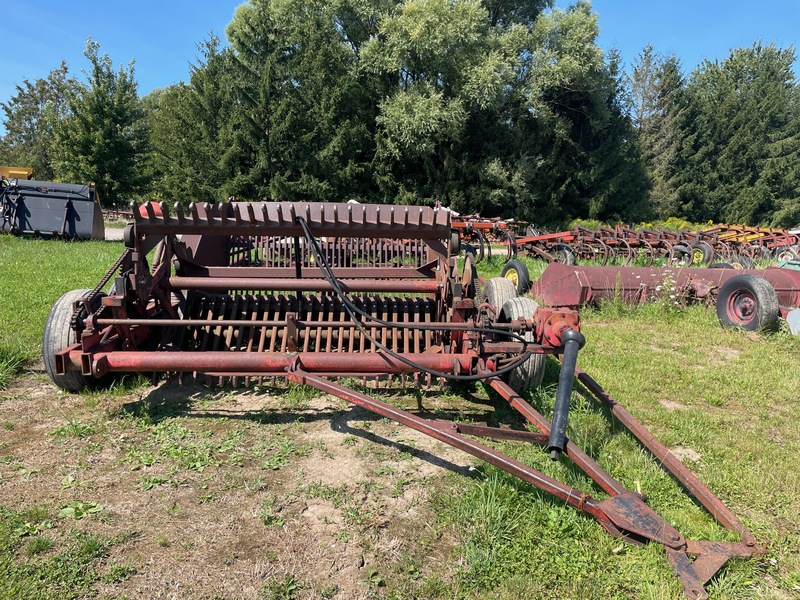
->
[549,328,585,460]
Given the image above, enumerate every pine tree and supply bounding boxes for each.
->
[630,47,686,218]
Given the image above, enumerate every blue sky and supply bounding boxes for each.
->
[0,0,798,111]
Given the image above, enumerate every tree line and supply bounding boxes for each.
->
[1,0,798,228]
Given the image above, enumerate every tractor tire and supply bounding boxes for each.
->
[483,277,517,315]
[499,297,546,392]
[501,259,532,295]
[709,262,734,269]
[43,289,107,392]
[670,244,692,267]
[716,275,780,332]
[690,242,714,266]
[550,243,577,265]
[727,254,754,270]
[775,246,799,262]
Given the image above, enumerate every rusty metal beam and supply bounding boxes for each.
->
[166,277,441,294]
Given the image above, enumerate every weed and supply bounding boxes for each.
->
[58,501,103,520]
[0,345,27,389]
[26,535,53,556]
[318,583,339,599]
[365,567,385,587]
[260,573,303,599]
[259,495,285,528]
[50,419,98,439]
[102,563,137,583]
[137,475,170,490]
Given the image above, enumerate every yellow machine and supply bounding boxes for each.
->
[0,166,35,180]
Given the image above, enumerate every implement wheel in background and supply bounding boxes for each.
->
[670,244,692,267]
[501,259,531,295]
[43,289,108,392]
[499,297,546,392]
[775,246,799,262]
[690,242,714,266]
[716,275,780,332]
[550,243,576,265]
[727,254,754,270]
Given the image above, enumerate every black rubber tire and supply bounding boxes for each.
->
[501,259,532,295]
[483,277,517,314]
[43,289,106,392]
[709,262,734,269]
[670,244,692,267]
[690,242,713,266]
[716,275,780,332]
[550,243,576,265]
[774,246,799,262]
[499,297,546,392]
[727,254,754,270]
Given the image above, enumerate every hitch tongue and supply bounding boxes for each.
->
[549,328,585,460]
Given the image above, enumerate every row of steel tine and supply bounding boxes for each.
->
[131,200,449,230]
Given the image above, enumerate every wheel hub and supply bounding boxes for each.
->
[728,290,755,325]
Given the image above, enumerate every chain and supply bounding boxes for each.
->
[70,248,131,330]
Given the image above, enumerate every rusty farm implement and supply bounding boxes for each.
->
[531,262,800,333]
[43,200,766,598]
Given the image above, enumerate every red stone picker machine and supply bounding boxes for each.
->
[43,200,765,598]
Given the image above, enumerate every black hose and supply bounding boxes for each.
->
[296,217,534,382]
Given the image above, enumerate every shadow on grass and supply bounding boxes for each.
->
[119,378,486,479]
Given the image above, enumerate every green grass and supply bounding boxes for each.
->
[0,236,124,360]
[0,504,132,599]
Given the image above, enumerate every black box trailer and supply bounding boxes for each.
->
[1,178,104,240]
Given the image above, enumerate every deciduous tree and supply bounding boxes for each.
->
[52,39,149,206]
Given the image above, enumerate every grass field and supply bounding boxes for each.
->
[0,234,798,599]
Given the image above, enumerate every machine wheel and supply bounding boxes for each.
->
[483,277,517,314]
[775,246,799,262]
[43,289,106,392]
[501,260,531,295]
[690,242,714,266]
[727,254,754,270]
[716,275,780,332]
[550,243,576,265]
[499,297,546,392]
[670,244,692,267]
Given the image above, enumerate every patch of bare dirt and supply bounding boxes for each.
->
[659,400,689,411]
[669,446,702,463]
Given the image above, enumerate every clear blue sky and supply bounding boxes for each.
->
[0,0,798,112]
[582,0,799,74]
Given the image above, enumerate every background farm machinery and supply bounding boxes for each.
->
[452,216,799,267]
[0,168,105,240]
[43,200,767,598]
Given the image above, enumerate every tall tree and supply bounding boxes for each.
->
[52,38,149,206]
[516,3,649,223]
[629,46,686,218]
[224,0,380,202]
[0,62,77,180]
[144,36,235,204]
[678,43,800,225]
